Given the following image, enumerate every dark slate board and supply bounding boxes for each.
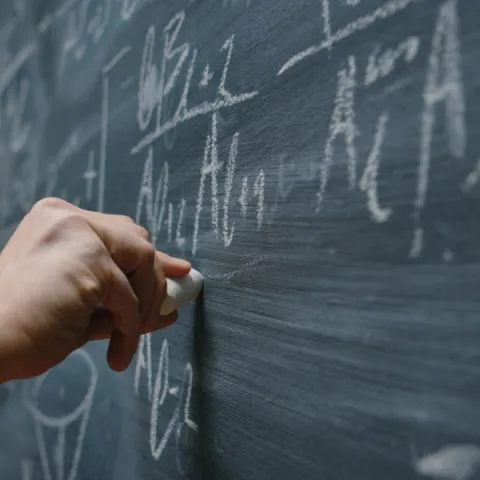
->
[1,0,480,479]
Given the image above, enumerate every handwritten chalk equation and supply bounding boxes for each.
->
[135,111,266,257]
[277,0,468,261]
[39,44,131,213]
[0,75,35,224]
[134,337,197,473]
[127,1,474,262]
[0,0,470,264]
[125,10,264,256]
[0,20,38,226]
[278,0,426,75]
[131,11,258,154]
[37,0,141,67]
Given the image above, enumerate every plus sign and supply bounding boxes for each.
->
[83,150,97,201]
[199,63,213,88]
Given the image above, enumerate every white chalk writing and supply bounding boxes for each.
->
[97,47,132,212]
[45,132,80,198]
[223,132,238,247]
[131,11,258,154]
[364,36,420,86]
[135,147,170,245]
[20,459,33,480]
[200,63,213,88]
[253,170,265,230]
[150,339,173,460]
[1,77,30,153]
[119,0,140,20]
[135,333,153,400]
[0,41,35,96]
[359,112,392,223]
[193,113,240,255]
[318,55,357,210]
[278,0,425,75]
[135,338,197,466]
[176,199,187,248]
[239,176,249,217]
[87,0,112,43]
[205,256,270,283]
[24,349,97,480]
[462,159,480,193]
[83,150,97,202]
[411,0,465,258]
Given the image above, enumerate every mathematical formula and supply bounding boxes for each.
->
[134,336,197,471]
[0,0,477,477]
[0,0,470,262]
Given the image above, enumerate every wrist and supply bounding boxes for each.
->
[0,305,23,384]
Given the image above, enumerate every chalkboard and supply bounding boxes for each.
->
[0,0,479,479]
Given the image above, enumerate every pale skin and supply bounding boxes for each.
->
[0,197,191,384]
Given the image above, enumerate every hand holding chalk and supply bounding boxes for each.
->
[161,268,204,315]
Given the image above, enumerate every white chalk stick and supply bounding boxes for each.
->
[160,268,204,315]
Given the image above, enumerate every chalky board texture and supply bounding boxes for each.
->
[0,0,480,479]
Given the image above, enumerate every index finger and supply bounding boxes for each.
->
[156,251,191,278]
[84,210,191,276]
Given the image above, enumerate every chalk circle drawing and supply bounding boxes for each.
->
[23,349,98,480]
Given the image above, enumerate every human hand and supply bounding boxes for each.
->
[0,198,191,383]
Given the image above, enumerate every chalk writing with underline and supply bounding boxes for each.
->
[131,10,267,257]
[278,0,425,75]
[0,0,470,264]
[131,12,258,154]
[135,109,268,257]
[127,1,465,261]
[0,0,479,476]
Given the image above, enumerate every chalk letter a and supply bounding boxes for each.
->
[411,0,465,258]
[318,55,357,210]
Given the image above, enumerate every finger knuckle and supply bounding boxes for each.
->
[117,214,136,225]
[83,239,109,264]
[140,240,156,264]
[76,270,104,306]
[49,214,86,241]
[32,197,68,213]
[95,261,120,305]
[136,225,151,242]
[34,209,86,244]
